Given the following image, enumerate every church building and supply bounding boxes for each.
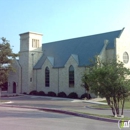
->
[8,28,130,97]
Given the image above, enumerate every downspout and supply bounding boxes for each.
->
[58,68,59,94]
[36,69,37,90]
[114,38,117,60]
[19,63,22,94]
[84,66,86,93]
[32,53,34,92]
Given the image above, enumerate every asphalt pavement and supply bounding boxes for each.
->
[0,106,119,130]
[1,92,130,123]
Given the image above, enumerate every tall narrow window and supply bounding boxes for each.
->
[32,39,34,47]
[45,67,50,87]
[37,40,39,47]
[32,39,39,48]
[69,65,74,87]
[33,39,36,47]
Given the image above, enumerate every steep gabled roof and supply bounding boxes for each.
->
[71,54,79,64]
[34,29,122,69]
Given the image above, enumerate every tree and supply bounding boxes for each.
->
[82,59,130,117]
[0,37,18,90]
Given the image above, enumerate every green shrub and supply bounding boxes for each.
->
[80,93,91,99]
[68,92,78,99]
[58,92,67,98]
[37,91,46,96]
[47,91,56,97]
[29,90,38,95]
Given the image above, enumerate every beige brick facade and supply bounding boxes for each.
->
[8,59,21,94]
[8,28,130,97]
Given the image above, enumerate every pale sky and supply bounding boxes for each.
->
[0,0,130,53]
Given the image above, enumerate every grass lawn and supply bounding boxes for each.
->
[0,100,8,102]
[71,98,130,120]
[93,99,130,109]
[72,110,130,120]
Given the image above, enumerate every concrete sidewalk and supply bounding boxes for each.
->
[71,98,107,105]
[1,91,24,97]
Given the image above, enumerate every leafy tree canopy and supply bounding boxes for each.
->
[82,59,130,116]
[0,37,18,88]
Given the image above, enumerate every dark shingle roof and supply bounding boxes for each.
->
[34,29,122,69]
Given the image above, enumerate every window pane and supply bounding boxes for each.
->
[45,67,50,87]
[123,52,129,64]
[69,65,74,87]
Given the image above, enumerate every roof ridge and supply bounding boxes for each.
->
[43,29,122,45]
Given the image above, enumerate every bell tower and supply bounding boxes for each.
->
[19,32,43,93]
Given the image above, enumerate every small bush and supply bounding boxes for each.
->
[47,91,56,97]
[80,93,91,99]
[58,92,67,98]
[23,92,27,95]
[68,92,78,99]
[29,90,38,95]
[37,91,46,96]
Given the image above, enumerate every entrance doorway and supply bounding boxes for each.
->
[13,82,16,93]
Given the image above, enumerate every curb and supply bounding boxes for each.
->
[0,104,119,123]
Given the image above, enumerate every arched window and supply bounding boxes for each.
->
[13,82,16,93]
[123,52,129,64]
[69,65,74,87]
[45,67,50,87]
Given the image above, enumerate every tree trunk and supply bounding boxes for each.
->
[121,98,125,116]
[0,87,1,99]
[106,97,115,116]
[113,97,120,116]
[111,107,115,116]
[115,101,120,116]
[115,107,120,116]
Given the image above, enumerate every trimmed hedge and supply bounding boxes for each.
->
[80,93,91,99]
[47,91,57,97]
[37,91,46,96]
[68,92,78,99]
[29,90,91,99]
[23,92,27,94]
[58,92,67,98]
[29,90,38,95]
